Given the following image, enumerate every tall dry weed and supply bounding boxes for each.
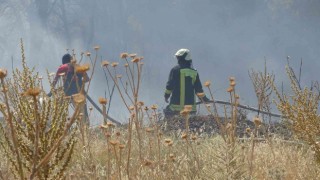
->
[0,40,84,179]
[273,64,320,163]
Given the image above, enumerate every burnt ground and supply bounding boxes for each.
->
[159,114,292,139]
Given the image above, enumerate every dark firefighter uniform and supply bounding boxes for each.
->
[164,49,208,115]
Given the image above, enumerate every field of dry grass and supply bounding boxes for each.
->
[0,42,319,179]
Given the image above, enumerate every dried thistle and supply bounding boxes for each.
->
[129,53,137,58]
[180,110,189,117]
[246,127,251,133]
[94,45,100,50]
[151,104,158,110]
[131,58,140,63]
[119,144,125,150]
[25,87,41,97]
[196,92,205,98]
[101,61,110,67]
[253,116,262,126]
[111,62,119,67]
[164,138,172,144]
[120,53,129,59]
[0,68,8,79]
[230,81,236,87]
[129,105,135,111]
[109,140,119,146]
[204,81,211,87]
[98,97,108,105]
[107,121,114,127]
[100,124,108,129]
[229,77,235,82]
[227,87,234,92]
[181,133,188,139]
[184,105,193,112]
[75,63,90,73]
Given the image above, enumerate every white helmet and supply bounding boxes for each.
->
[175,49,192,61]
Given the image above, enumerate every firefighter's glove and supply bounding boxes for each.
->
[164,94,170,103]
[202,96,210,103]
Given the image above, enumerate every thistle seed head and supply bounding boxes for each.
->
[129,53,137,58]
[111,62,119,67]
[227,87,234,93]
[253,116,262,126]
[129,106,135,111]
[181,133,188,139]
[229,77,235,82]
[246,127,251,133]
[151,104,158,110]
[100,124,108,129]
[196,92,205,98]
[131,58,140,63]
[184,105,193,112]
[191,135,197,140]
[0,69,8,79]
[25,87,41,97]
[120,53,129,59]
[230,81,236,87]
[107,121,114,127]
[101,61,110,67]
[94,45,100,50]
[204,81,211,87]
[109,140,119,146]
[119,144,125,149]
[75,63,90,73]
[138,101,144,106]
[180,110,189,117]
[98,97,108,105]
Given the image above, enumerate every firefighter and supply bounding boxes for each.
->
[49,53,90,124]
[51,54,89,96]
[164,49,210,117]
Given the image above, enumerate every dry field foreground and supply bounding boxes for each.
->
[1,125,320,180]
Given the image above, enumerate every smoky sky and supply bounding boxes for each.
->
[1,0,320,124]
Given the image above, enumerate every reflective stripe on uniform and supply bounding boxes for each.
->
[169,104,197,111]
[180,69,198,107]
[165,89,172,94]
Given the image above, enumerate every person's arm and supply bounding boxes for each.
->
[48,66,64,97]
[194,73,204,94]
[52,71,60,88]
[164,68,176,102]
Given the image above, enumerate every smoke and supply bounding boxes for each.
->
[1,0,320,124]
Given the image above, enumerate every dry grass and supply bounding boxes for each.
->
[60,132,319,180]
[0,44,320,179]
